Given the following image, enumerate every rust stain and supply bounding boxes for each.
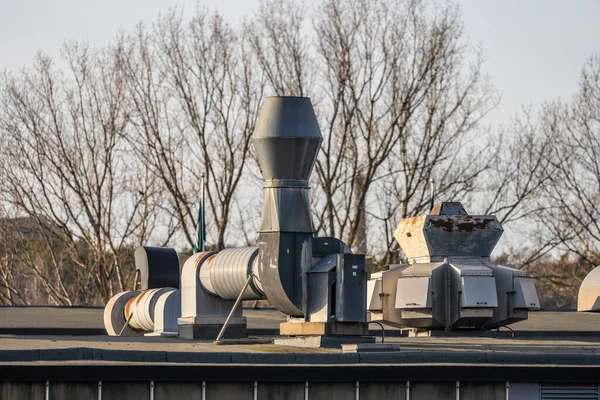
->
[193,251,214,270]
[428,216,496,232]
[135,289,149,306]
[124,296,137,320]
[205,254,217,265]
[397,216,425,231]
[428,218,456,231]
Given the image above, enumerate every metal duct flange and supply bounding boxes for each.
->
[199,247,264,300]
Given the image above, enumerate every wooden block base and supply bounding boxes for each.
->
[279,321,368,336]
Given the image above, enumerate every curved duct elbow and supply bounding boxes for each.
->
[199,247,264,301]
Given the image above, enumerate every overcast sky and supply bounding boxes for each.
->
[2,0,599,127]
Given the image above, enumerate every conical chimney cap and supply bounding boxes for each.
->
[253,97,322,181]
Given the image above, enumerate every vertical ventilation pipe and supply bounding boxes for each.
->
[252,97,323,317]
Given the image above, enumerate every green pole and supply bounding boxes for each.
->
[193,172,206,253]
[429,177,435,211]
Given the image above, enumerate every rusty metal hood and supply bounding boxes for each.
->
[393,202,504,263]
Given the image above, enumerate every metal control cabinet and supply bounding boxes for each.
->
[335,254,366,322]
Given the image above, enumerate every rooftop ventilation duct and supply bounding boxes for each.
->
[253,97,323,317]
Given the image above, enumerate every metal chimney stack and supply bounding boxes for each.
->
[253,97,323,317]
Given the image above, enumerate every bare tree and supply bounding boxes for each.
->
[0,209,29,305]
[4,0,591,306]
[244,0,499,263]
[126,9,265,250]
[311,0,497,262]
[532,56,600,265]
[245,0,312,96]
[0,41,155,304]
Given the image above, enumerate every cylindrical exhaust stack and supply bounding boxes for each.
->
[253,97,323,317]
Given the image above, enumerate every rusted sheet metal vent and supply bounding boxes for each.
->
[394,203,503,263]
[368,201,539,331]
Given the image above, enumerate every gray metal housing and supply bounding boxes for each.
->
[253,97,321,317]
[336,254,367,322]
[368,202,540,331]
[108,97,369,339]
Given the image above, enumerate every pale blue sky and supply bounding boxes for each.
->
[1,0,599,126]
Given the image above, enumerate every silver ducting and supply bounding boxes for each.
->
[199,247,264,300]
[106,96,368,339]
[253,97,323,317]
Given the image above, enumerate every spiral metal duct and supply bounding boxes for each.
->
[199,247,264,301]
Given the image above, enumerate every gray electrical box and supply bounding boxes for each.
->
[335,253,366,322]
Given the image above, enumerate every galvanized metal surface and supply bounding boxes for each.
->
[253,96,324,318]
[104,287,180,336]
[152,289,180,335]
[257,232,312,317]
[460,276,498,308]
[181,251,235,319]
[578,265,600,312]
[260,184,313,233]
[103,291,143,337]
[484,264,533,328]
[253,97,322,181]
[513,278,540,310]
[366,278,382,312]
[306,255,337,322]
[310,254,338,273]
[336,254,367,322]
[199,247,263,301]
[378,202,538,331]
[125,288,163,331]
[395,277,432,309]
[312,237,351,257]
[306,275,334,322]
